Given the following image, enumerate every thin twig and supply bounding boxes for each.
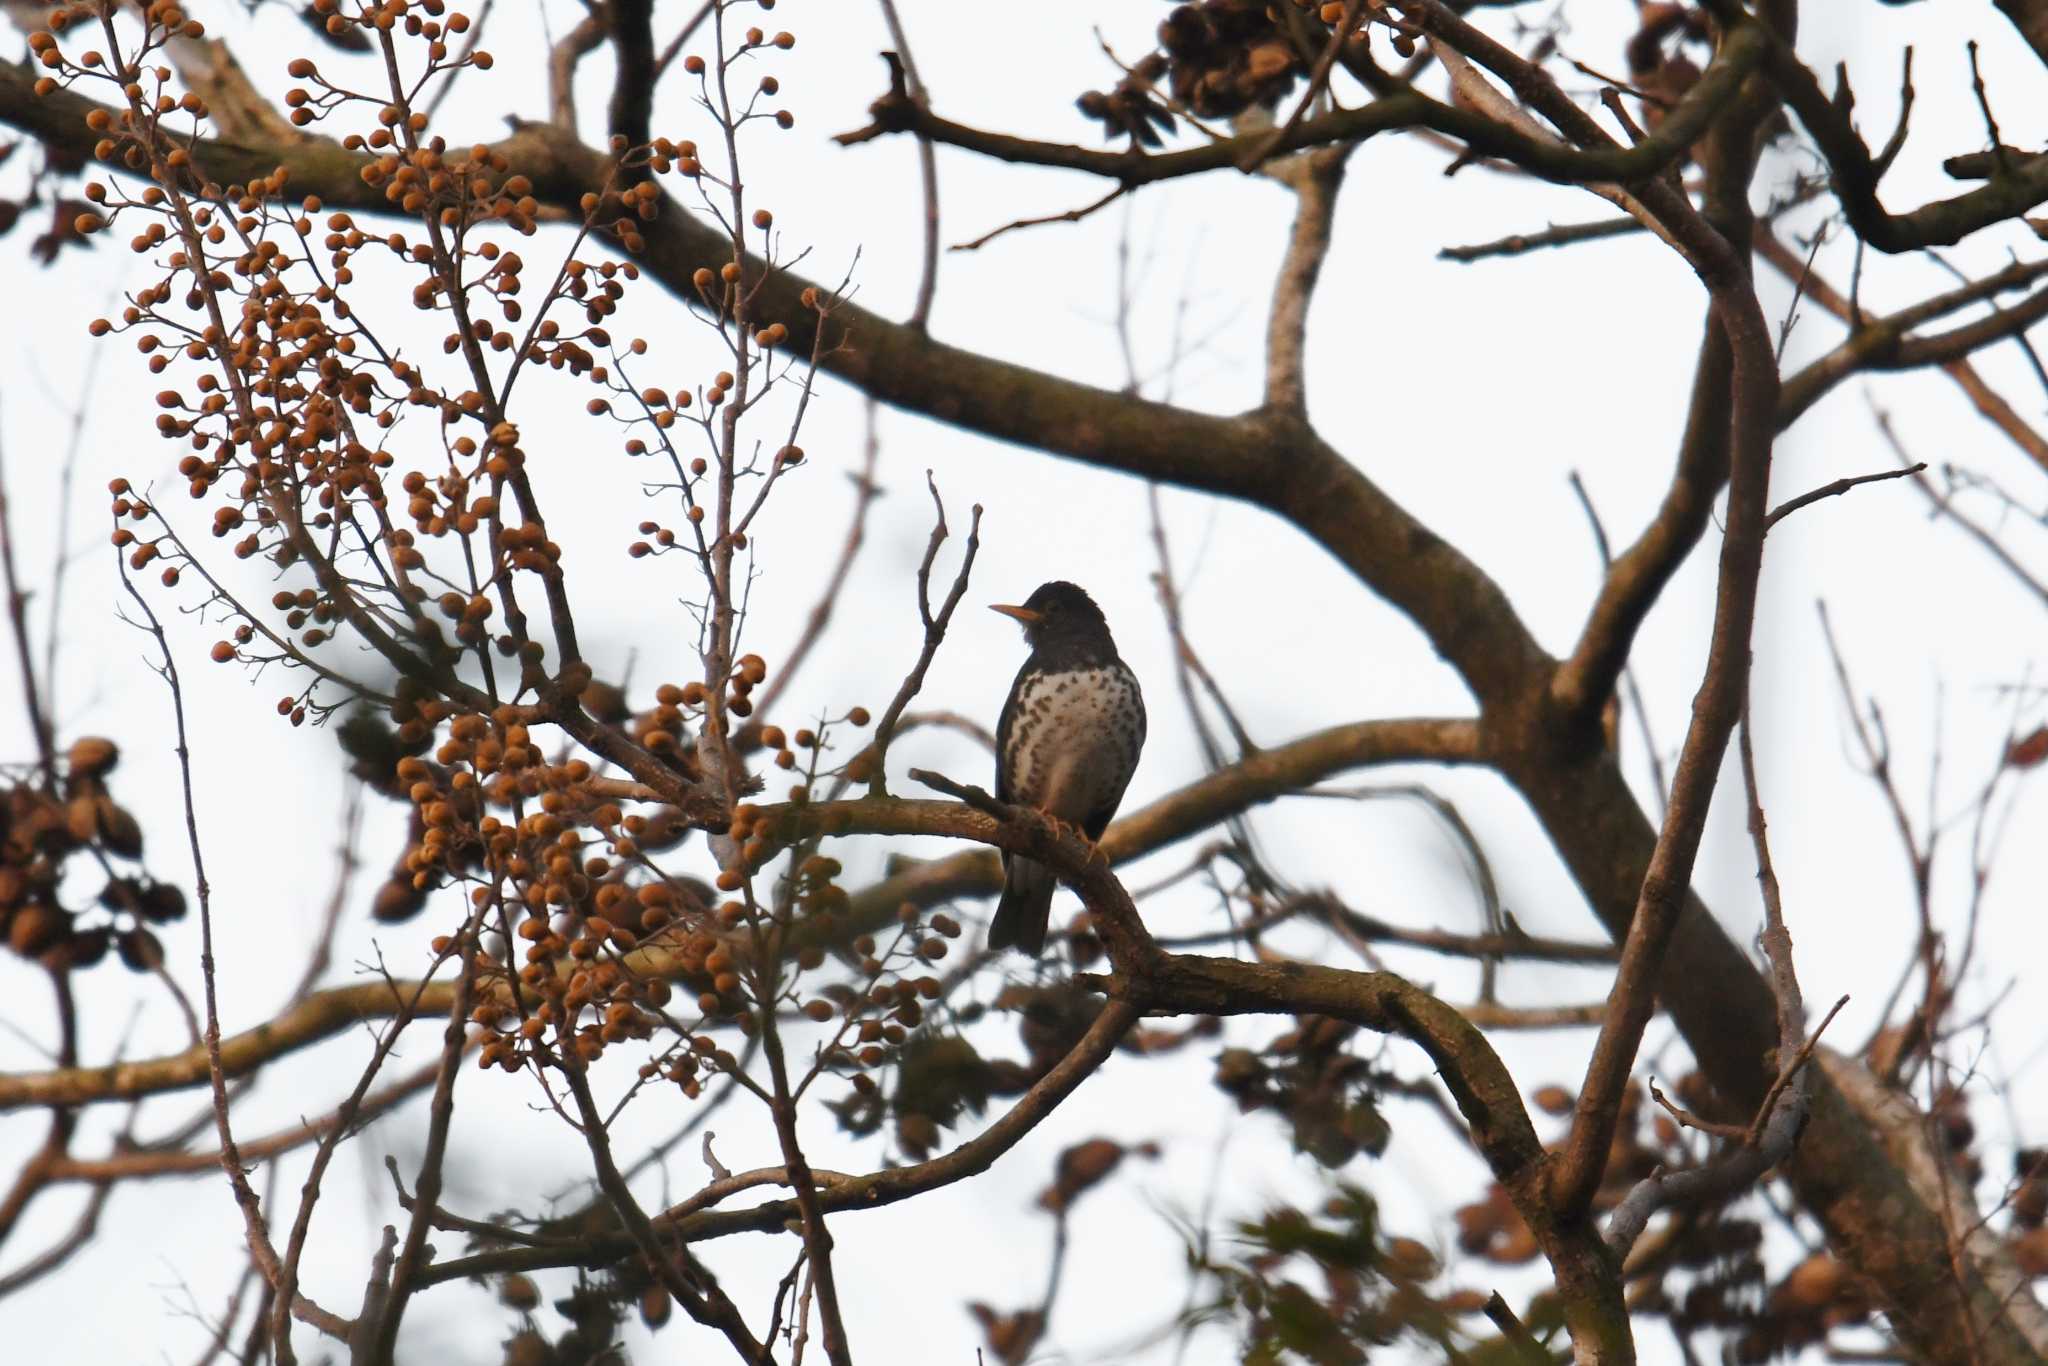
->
[864,475,982,793]
[1764,464,1926,530]
[872,13,941,330]
[0,416,57,786]
[652,0,719,81]
[1565,471,1668,815]
[1484,1290,1551,1363]
[1439,214,1644,262]
[116,556,349,1358]
[746,405,884,728]
[952,186,1127,253]
[1876,408,2048,607]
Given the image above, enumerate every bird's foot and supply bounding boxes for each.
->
[1039,812,1082,845]
[1044,815,1109,866]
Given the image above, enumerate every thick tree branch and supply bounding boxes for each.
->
[606,0,656,154]
[834,27,1763,192]
[1756,229,2048,475]
[1778,260,2048,426]
[8,36,2046,1359]
[420,787,1635,1362]
[1263,144,1353,414]
[1706,1,2048,251]
[1997,0,2048,68]
[421,992,1143,1287]
[1397,0,1793,1233]
[0,716,1478,1111]
[1552,277,1779,1226]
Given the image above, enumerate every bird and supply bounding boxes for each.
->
[987,582,1147,955]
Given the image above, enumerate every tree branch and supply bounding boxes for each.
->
[1263,145,1353,414]
[1707,0,2048,251]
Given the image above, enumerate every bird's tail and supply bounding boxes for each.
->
[987,855,1057,956]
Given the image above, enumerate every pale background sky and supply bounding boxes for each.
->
[2,2,2045,1362]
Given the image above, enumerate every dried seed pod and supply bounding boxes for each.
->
[67,736,120,776]
[9,903,64,956]
[117,927,165,972]
[96,797,145,858]
[498,1273,540,1311]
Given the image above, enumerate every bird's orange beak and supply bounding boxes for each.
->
[989,603,1043,625]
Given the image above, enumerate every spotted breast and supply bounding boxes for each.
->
[987,582,1148,955]
[997,665,1146,825]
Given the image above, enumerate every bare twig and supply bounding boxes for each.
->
[759,1001,854,1366]
[746,405,884,728]
[0,419,56,785]
[116,558,349,1358]
[1440,214,1644,262]
[871,19,940,330]
[951,185,1127,253]
[864,475,982,794]
[1566,471,1669,816]
[1877,411,2048,608]
[1765,464,1927,530]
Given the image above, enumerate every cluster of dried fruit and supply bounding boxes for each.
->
[333,667,953,1100]
[1077,0,1371,145]
[1,737,185,972]
[1213,1013,1391,1168]
[1159,0,1317,117]
[495,1260,674,1364]
[1625,3,1714,145]
[1195,1184,1484,1359]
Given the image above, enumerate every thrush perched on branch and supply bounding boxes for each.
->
[987,582,1147,955]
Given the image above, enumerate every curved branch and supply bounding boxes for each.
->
[1779,262,2048,426]
[418,787,1631,1362]
[0,979,439,1112]
[0,68,1552,713]
[43,1058,447,1183]
[0,716,1479,1111]
[1709,1,2048,251]
[420,992,1143,1287]
[1559,252,2048,719]
[1551,318,1733,722]
[7,42,2045,1361]
[834,25,1764,191]
[1264,145,1353,414]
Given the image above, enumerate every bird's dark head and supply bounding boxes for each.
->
[990,580,1110,647]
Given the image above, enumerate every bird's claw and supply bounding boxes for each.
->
[1039,813,1109,867]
